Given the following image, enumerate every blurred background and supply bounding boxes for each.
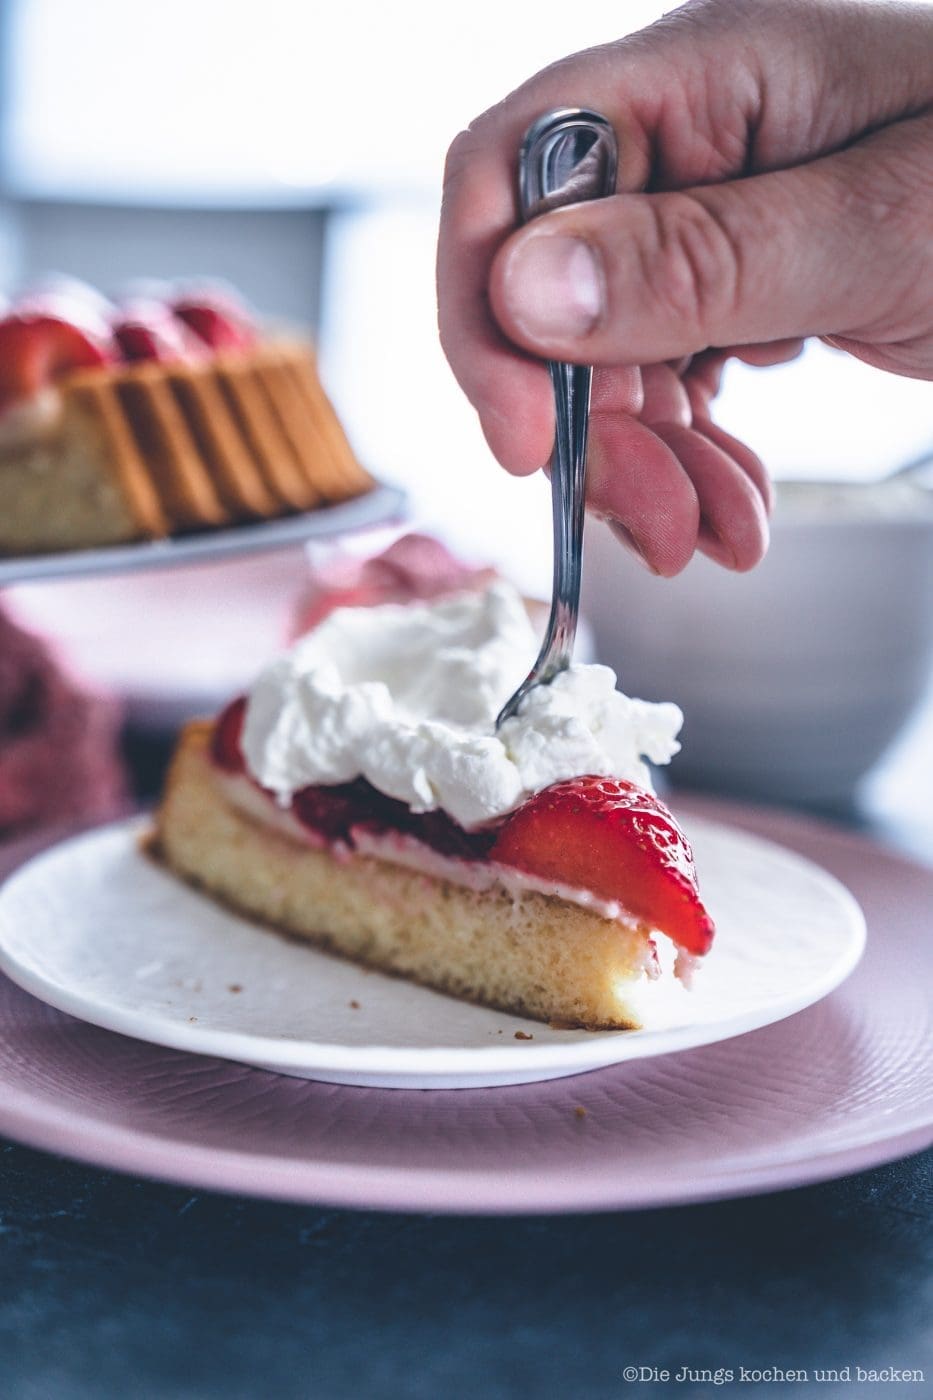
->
[0,0,931,845]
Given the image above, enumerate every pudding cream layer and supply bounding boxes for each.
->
[242,583,684,828]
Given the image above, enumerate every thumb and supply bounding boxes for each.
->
[488,115,933,367]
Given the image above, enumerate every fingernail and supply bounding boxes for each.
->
[502,234,603,341]
[609,521,660,574]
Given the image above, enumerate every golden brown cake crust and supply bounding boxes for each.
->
[151,723,655,1030]
[0,340,375,556]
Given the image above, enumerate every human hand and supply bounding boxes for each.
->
[437,0,933,575]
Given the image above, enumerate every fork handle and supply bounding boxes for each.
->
[496,110,617,727]
[542,359,592,680]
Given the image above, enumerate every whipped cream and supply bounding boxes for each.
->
[242,583,683,828]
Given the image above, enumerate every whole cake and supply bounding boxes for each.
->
[154,582,715,1030]
[0,279,373,555]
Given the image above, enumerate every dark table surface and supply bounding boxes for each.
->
[2,715,932,1400]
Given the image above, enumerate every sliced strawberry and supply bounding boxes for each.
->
[172,284,257,353]
[210,696,247,773]
[491,776,715,956]
[113,299,207,364]
[293,782,364,843]
[293,777,496,858]
[0,314,114,410]
[15,278,116,341]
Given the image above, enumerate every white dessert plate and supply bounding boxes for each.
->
[0,800,929,1213]
[0,813,864,1089]
[0,484,405,587]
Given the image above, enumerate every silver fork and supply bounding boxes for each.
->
[496,108,618,728]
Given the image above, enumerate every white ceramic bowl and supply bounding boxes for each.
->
[581,480,933,805]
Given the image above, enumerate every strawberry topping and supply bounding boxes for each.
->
[206,705,712,954]
[113,299,208,364]
[0,277,261,413]
[210,696,247,772]
[208,698,494,858]
[491,776,715,956]
[0,314,114,412]
[15,279,116,342]
[293,781,497,858]
[172,286,257,353]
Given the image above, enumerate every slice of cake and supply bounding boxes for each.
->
[153,583,714,1030]
[0,279,373,556]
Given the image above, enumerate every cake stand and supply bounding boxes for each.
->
[0,483,406,587]
[0,483,408,724]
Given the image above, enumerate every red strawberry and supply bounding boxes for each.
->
[113,299,207,364]
[0,314,114,411]
[210,696,247,773]
[15,278,116,341]
[491,776,715,956]
[293,782,363,843]
[172,285,257,353]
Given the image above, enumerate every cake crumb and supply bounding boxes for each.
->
[188,1016,197,1023]
[349,999,361,1009]
[228,984,243,994]
[514,1030,534,1040]
[574,1106,587,1119]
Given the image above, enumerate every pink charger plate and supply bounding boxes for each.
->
[0,796,930,1215]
